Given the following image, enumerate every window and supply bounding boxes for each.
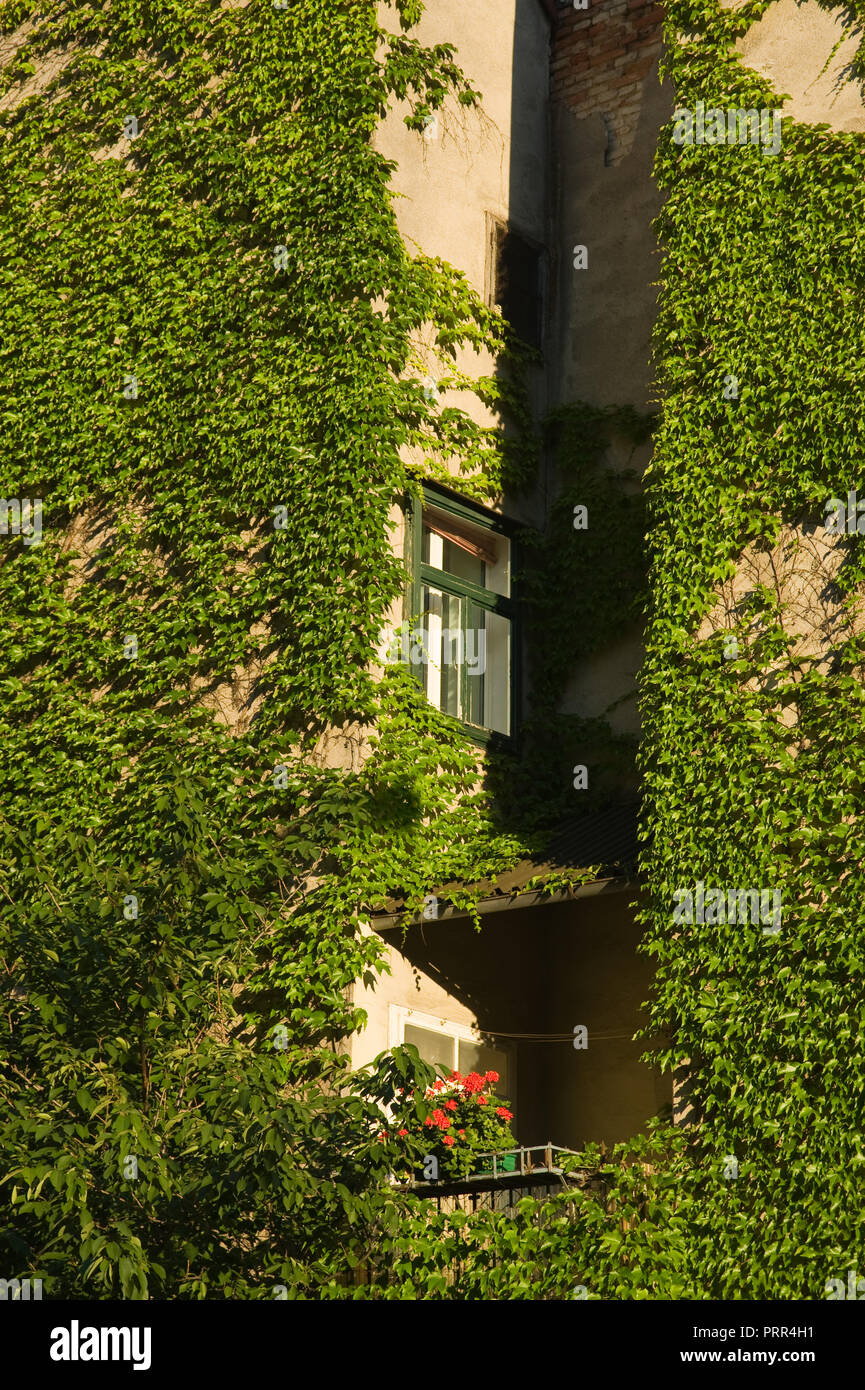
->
[407,485,517,740]
[391,1006,513,1099]
[487,216,544,349]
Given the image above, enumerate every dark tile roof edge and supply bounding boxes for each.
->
[369,801,640,921]
[373,873,634,932]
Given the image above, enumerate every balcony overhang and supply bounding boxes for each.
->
[369,799,639,932]
[373,873,631,932]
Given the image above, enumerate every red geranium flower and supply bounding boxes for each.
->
[458,1129,466,1137]
[432,1108,451,1128]
[495,1107,513,1121]
[485,1070,500,1084]
[423,1116,434,1127]
[445,1099,457,1111]
[442,1135,455,1147]
[475,1095,487,1106]
[397,1128,409,1137]
[463,1071,484,1093]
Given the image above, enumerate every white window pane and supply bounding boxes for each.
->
[483,609,510,735]
[404,1024,455,1074]
[483,537,510,599]
[421,585,462,718]
[422,508,510,598]
[419,587,511,736]
[458,1040,509,1095]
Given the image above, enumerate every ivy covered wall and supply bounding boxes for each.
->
[0,0,543,1298]
[373,0,865,1299]
[3,0,863,1300]
[635,0,865,1297]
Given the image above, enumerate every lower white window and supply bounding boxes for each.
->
[389,1004,513,1100]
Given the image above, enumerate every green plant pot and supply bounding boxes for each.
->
[472,1153,517,1177]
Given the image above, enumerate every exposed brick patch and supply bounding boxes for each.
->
[552,0,665,164]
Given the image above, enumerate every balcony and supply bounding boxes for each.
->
[401,1143,601,1215]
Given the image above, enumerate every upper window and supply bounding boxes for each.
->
[487,216,544,350]
[409,487,516,740]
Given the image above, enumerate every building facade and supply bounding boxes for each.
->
[346,0,670,1149]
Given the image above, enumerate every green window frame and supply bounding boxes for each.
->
[404,482,519,746]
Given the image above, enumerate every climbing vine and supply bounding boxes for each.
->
[336,0,865,1299]
[6,0,855,1303]
[626,0,865,1298]
[0,0,541,1298]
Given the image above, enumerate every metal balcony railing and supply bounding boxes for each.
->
[337,1147,604,1285]
[402,1142,597,1210]
[461,1142,581,1181]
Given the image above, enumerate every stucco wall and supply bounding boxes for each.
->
[376,0,549,289]
[735,0,865,136]
[350,915,480,1074]
[351,0,554,1089]
[374,0,551,528]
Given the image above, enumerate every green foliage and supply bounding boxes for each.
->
[0,0,537,1298]
[520,403,650,706]
[10,0,855,1303]
[632,0,865,1296]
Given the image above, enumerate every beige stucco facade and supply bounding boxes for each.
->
[734,0,865,137]
[352,0,554,1112]
[374,0,551,528]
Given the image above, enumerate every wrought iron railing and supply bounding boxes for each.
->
[398,1142,600,1216]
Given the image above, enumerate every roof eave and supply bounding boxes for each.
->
[371,872,633,932]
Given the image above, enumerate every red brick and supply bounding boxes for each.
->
[632,14,663,33]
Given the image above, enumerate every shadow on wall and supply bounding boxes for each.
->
[381,889,670,1149]
[550,2,670,417]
